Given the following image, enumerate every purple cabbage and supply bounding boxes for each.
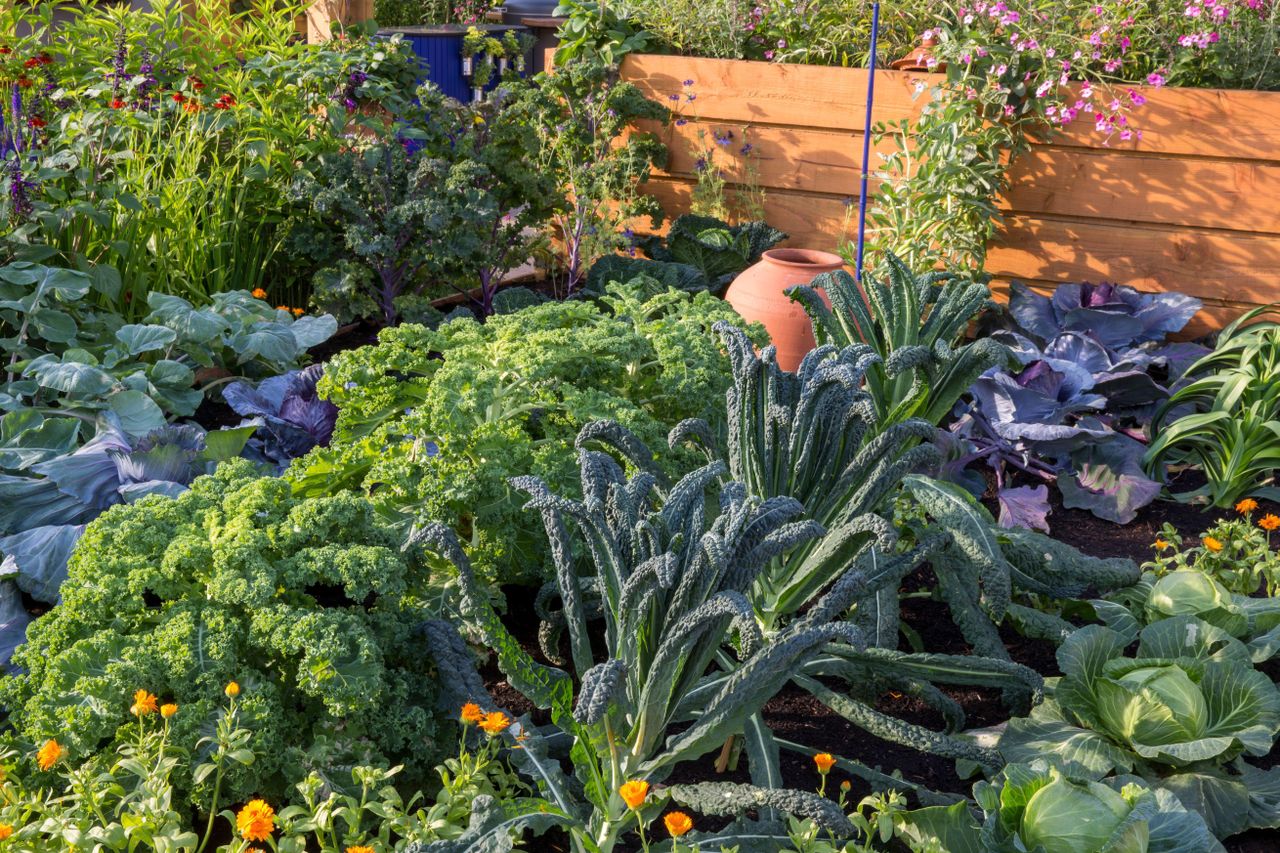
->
[222,364,338,469]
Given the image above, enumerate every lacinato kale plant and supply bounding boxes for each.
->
[954,281,1205,528]
[1,461,447,807]
[290,284,755,585]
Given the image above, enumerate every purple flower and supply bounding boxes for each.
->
[5,155,35,217]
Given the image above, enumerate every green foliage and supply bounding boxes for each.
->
[553,0,653,66]
[511,60,669,294]
[1142,511,1280,597]
[373,0,453,26]
[0,461,446,807]
[997,619,1280,837]
[291,285,747,584]
[1146,306,1280,507]
[414,421,875,852]
[898,760,1224,853]
[0,262,335,442]
[790,253,1009,430]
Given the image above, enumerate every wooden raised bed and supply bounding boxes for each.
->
[621,54,1280,332]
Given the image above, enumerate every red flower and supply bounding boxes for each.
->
[27,116,46,129]
[16,76,33,89]
[23,57,39,69]
[172,92,186,103]
[37,52,52,66]
[0,46,12,55]
[213,94,236,110]
[188,75,205,91]
[110,99,126,109]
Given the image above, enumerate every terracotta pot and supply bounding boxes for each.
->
[725,248,844,372]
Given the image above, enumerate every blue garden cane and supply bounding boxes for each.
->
[855,2,881,282]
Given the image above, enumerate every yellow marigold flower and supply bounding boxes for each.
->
[478,711,511,735]
[460,703,484,724]
[131,689,158,717]
[225,681,240,698]
[1237,498,1259,514]
[663,811,693,837]
[1154,537,1170,551]
[36,739,64,771]
[618,779,649,810]
[814,752,836,774]
[0,824,12,840]
[1261,514,1280,532]
[161,703,178,718]
[1203,536,1224,553]
[236,799,275,842]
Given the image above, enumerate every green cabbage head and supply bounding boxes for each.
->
[1146,571,1231,619]
[1020,773,1149,853]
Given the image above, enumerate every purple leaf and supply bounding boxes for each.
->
[1059,436,1161,524]
[998,485,1051,532]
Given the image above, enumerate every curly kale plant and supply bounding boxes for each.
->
[290,284,750,585]
[998,618,1280,838]
[1,461,445,807]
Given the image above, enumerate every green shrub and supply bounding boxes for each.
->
[290,284,752,585]
[1,460,446,807]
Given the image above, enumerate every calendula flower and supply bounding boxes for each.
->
[663,811,693,837]
[225,681,240,698]
[840,780,852,792]
[1237,498,1259,514]
[131,689,158,717]
[619,780,649,810]
[347,847,375,853]
[236,799,275,842]
[0,824,12,839]
[1203,536,1224,553]
[161,703,178,718]
[1154,538,1170,551]
[479,711,511,735]
[814,752,836,774]
[251,288,268,299]
[275,304,289,312]
[1261,514,1280,532]
[36,739,64,771]
[291,307,304,316]
[460,703,484,724]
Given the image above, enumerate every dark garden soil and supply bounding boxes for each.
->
[483,480,1280,851]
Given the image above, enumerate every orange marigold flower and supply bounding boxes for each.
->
[1154,537,1170,551]
[36,739,64,771]
[460,703,484,724]
[478,711,511,735]
[132,689,158,717]
[251,288,268,299]
[619,780,649,810]
[1237,498,1259,514]
[663,811,693,837]
[347,847,375,853]
[814,752,836,774]
[1203,536,1224,553]
[291,307,304,316]
[275,304,289,312]
[0,824,12,840]
[840,780,852,792]
[161,703,178,718]
[236,799,275,842]
[225,681,240,698]
[1261,514,1280,532]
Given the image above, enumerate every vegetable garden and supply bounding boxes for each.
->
[1,0,1280,850]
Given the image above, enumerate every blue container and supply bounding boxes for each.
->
[379,25,530,103]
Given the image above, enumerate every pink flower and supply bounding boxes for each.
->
[1147,72,1166,86]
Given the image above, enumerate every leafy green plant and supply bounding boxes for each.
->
[290,284,749,585]
[413,426,875,853]
[587,213,786,295]
[1146,306,1280,507]
[1,460,448,807]
[553,0,653,66]
[1141,506,1280,597]
[898,760,1223,853]
[997,618,1280,837]
[789,253,1009,431]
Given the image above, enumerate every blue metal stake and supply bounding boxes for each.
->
[855,2,881,282]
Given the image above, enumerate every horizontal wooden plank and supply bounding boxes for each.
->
[986,215,1280,307]
[620,54,932,133]
[622,54,1280,161]
[1003,147,1280,234]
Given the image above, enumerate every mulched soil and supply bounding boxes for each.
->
[482,484,1280,851]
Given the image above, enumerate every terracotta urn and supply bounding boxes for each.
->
[725,248,844,372]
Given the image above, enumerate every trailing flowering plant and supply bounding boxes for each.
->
[1139,501,1280,596]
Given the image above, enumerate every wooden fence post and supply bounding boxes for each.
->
[305,0,375,43]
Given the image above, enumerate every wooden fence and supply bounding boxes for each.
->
[621,54,1280,333]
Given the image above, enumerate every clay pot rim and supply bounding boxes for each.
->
[761,248,846,269]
